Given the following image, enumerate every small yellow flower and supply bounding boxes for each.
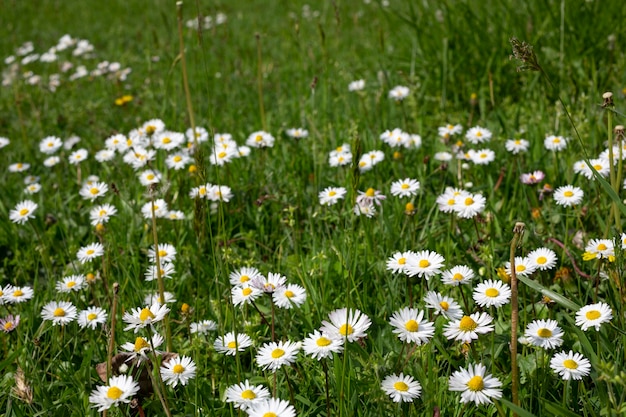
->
[189,164,197,174]
[114,95,133,106]
[496,267,510,283]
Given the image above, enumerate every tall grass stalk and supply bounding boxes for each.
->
[509,222,525,414]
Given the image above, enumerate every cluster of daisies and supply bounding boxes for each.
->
[2,35,131,91]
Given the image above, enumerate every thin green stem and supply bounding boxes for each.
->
[510,222,525,415]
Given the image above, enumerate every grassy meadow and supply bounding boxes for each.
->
[1,0,626,415]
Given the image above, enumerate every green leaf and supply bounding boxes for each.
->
[500,398,538,417]
[517,276,581,311]
[543,400,584,417]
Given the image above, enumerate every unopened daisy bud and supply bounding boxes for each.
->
[614,125,625,141]
[393,151,402,160]
[188,164,197,174]
[95,223,105,234]
[181,303,190,314]
[404,202,415,215]
[86,273,96,283]
[470,92,478,105]
[602,91,614,108]
[496,267,510,283]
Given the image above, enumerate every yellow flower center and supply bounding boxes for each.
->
[99,209,107,216]
[452,273,464,281]
[316,337,331,347]
[227,341,237,349]
[359,161,367,167]
[597,244,607,251]
[480,153,487,158]
[593,164,602,171]
[158,249,167,257]
[563,191,574,197]
[339,324,354,336]
[173,156,182,162]
[393,381,409,392]
[13,290,23,297]
[284,290,295,298]
[459,316,478,331]
[365,188,375,197]
[87,313,98,321]
[162,137,171,144]
[537,328,552,338]
[419,259,430,268]
[476,131,483,137]
[586,310,601,320]
[254,135,263,142]
[485,288,499,297]
[537,256,547,265]
[563,359,578,369]
[242,287,253,296]
[464,197,474,206]
[90,187,99,195]
[553,138,560,143]
[263,413,277,417]
[107,386,123,400]
[86,249,95,255]
[66,281,76,288]
[238,275,250,283]
[134,337,150,352]
[515,140,521,145]
[328,191,336,196]
[405,319,419,332]
[271,349,285,359]
[467,375,484,391]
[146,174,155,180]
[398,257,406,265]
[516,264,526,272]
[139,308,155,322]
[401,183,410,189]
[53,308,66,317]
[173,364,185,374]
[447,198,456,206]
[19,208,29,216]
[439,301,449,310]
[241,389,256,399]
[3,322,13,330]
[218,152,227,158]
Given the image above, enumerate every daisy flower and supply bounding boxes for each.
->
[153,131,185,151]
[141,118,165,136]
[232,285,263,307]
[448,363,502,405]
[186,126,209,143]
[544,135,568,151]
[472,280,511,308]
[527,247,558,270]
[575,302,613,331]
[444,312,494,343]
[505,138,529,154]
[328,150,352,167]
[356,188,386,206]
[229,267,263,287]
[208,185,233,202]
[144,291,177,306]
[0,315,20,333]
[390,178,420,198]
[148,243,177,263]
[161,355,196,387]
[76,242,104,264]
[41,301,77,325]
[165,152,192,170]
[247,398,296,417]
[453,193,486,219]
[209,147,238,166]
[251,272,286,293]
[504,256,537,277]
[44,156,60,167]
[524,319,564,349]
[3,285,34,304]
[89,374,140,412]
[144,262,176,281]
[438,123,463,139]
[77,306,108,330]
[9,200,37,224]
[273,284,307,309]
[138,169,161,186]
[553,185,584,207]
[8,162,30,172]
[381,373,422,403]
[190,320,217,335]
[320,308,371,342]
[246,130,275,148]
[404,250,445,280]
[436,187,470,213]
[95,149,116,162]
[256,340,301,372]
[141,199,169,219]
[583,238,615,261]
[468,148,495,165]
[39,136,63,154]
[389,307,435,344]
[550,351,591,380]
[348,79,365,91]
[302,330,344,360]
[423,291,463,320]
[389,85,410,101]
[79,181,108,201]
[579,159,610,180]
[286,128,308,139]
[465,126,492,144]
[68,148,88,164]
[381,128,409,148]
[89,204,118,226]
[441,265,475,286]
[122,304,170,333]
[386,250,416,274]
[56,274,86,293]
[225,380,271,411]
[0,137,9,148]
[120,334,164,362]
[520,170,545,184]
[319,186,347,206]
[214,332,253,355]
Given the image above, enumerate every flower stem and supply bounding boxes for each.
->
[510,222,525,414]
[106,282,119,380]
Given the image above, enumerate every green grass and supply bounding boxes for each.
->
[1,0,626,416]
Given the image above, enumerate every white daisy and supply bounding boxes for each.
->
[389,307,435,344]
[141,199,169,219]
[247,398,296,417]
[465,126,492,144]
[76,242,105,264]
[527,247,558,271]
[544,135,568,151]
[79,181,108,201]
[251,272,286,293]
[138,169,161,186]
[575,302,613,331]
[3,285,34,304]
[214,332,253,355]
[231,285,263,307]
[441,265,475,286]
[390,178,420,197]
[423,291,463,320]
[453,193,486,219]
[550,351,591,380]
[505,138,529,154]
[77,306,108,330]
[224,379,271,411]
[120,334,164,362]
[302,330,344,360]
[165,152,192,170]
[381,373,422,403]
[472,280,511,308]
[348,79,365,91]
[256,340,301,372]
[389,85,410,101]
[320,308,371,342]
[148,243,177,263]
[9,200,37,224]
[553,185,584,207]
[386,250,417,275]
[56,274,86,293]
[122,304,170,333]
[273,284,307,309]
[438,123,463,139]
[89,204,118,226]
[524,319,564,349]
[229,267,263,287]
[68,148,88,164]
[161,355,197,387]
[583,239,615,261]
[89,374,140,412]
[39,136,63,154]
[190,320,217,335]
[448,363,502,405]
[504,256,537,277]
[319,187,347,206]
[246,130,275,148]
[41,301,77,325]
[404,250,445,280]
[144,262,176,282]
[468,148,495,165]
[443,312,494,343]
[286,128,308,139]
